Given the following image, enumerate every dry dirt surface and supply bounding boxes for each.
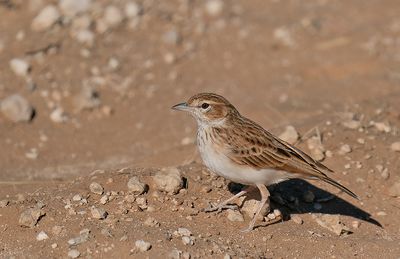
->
[1,0,400,258]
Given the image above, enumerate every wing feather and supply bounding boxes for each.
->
[219,117,358,199]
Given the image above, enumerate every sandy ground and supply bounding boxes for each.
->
[0,0,400,258]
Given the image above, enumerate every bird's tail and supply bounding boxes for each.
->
[321,176,359,200]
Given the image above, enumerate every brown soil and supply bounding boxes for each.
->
[0,0,400,258]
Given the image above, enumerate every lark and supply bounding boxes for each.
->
[172,93,358,232]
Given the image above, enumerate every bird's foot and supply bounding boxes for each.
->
[203,203,238,214]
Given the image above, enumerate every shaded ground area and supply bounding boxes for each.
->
[0,0,400,258]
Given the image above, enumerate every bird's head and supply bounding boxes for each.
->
[172,93,238,125]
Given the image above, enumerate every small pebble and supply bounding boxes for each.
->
[390,142,400,152]
[135,240,151,252]
[127,176,147,195]
[89,182,104,195]
[338,144,352,155]
[125,2,142,18]
[313,203,322,210]
[1,94,34,122]
[388,181,400,197]
[0,200,9,208]
[144,217,159,227]
[373,122,391,133]
[100,195,108,205]
[103,5,124,28]
[72,194,82,201]
[90,207,107,219]
[36,231,49,241]
[226,209,244,222]
[352,220,361,229]
[266,212,276,220]
[262,234,273,241]
[182,236,195,246]
[31,5,60,32]
[278,125,299,145]
[19,207,45,227]
[59,0,91,17]
[205,0,224,16]
[68,249,80,258]
[9,58,30,77]
[152,168,183,194]
[291,215,303,225]
[177,228,192,237]
[377,211,387,216]
[357,138,365,144]
[303,190,315,203]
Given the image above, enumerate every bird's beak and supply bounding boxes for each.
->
[171,102,190,111]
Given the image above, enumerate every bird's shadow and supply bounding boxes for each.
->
[227,179,382,228]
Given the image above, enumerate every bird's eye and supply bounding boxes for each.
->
[201,103,210,109]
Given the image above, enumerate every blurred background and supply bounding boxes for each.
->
[0,0,399,181]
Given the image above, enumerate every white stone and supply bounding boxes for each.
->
[127,176,147,194]
[313,214,351,236]
[74,29,94,46]
[226,209,244,222]
[108,58,120,70]
[73,85,101,111]
[291,215,303,224]
[100,195,108,205]
[68,249,80,258]
[274,27,295,47]
[71,15,91,30]
[177,228,192,237]
[90,207,107,219]
[59,0,91,17]
[50,107,68,123]
[125,2,142,18]
[182,236,195,246]
[31,5,60,32]
[205,0,223,16]
[338,144,352,155]
[135,240,151,252]
[373,122,391,133]
[1,94,34,122]
[388,181,400,197]
[104,6,124,28]
[36,231,49,241]
[278,125,299,144]
[89,182,104,195]
[9,58,31,77]
[390,142,400,152]
[152,167,183,194]
[72,194,82,201]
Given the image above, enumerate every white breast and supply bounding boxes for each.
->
[197,127,290,186]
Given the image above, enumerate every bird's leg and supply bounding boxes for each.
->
[241,184,270,232]
[204,185,255,213]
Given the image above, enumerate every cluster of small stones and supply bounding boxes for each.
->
[13,166,264,258]
[0,0,233,162]
[5,164,345,257]
[0,0,232,124]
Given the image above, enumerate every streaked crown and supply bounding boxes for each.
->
[172,93,238,124]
